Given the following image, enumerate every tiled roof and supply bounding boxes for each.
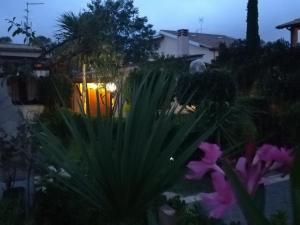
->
[160,30,236,49]
[276,18,300,29]
[0,43,41,51]
[0,43,42,58]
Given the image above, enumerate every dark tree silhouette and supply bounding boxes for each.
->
[246,0,260,52]
[0,36,12,44]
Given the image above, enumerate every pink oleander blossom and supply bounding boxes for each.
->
[186,142,294,219]
[235,156,263,194]
[186,142,223,180]
[236,144,293,194]
[255,144,293,171]
[202,172,236,219]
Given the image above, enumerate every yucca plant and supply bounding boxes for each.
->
[37,71,231,225]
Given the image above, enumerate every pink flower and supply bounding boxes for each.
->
[236,144,294,194]
[277,147,294,170]
[186,142,294,220]
[235,157,263,194]
[255,144,294,171]
[202,172,236,218]
[254,144,280,163]
[186,142,223,180]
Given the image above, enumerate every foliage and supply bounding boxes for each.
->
[31,36,56,51]
[246,0,260,52]
[32,183,99,225]
[0,188,26,225]
[38,74,73,111]
[280,103,300,145]
[176,68,237,106]
[167,196,225,225]
[176,70,255,149]
[36,71,227,225]
[124,57,188,101]
[56,0,157,67]
[214,40,260,93]
[7,17,35,44]
[0,124,33,191]
[260,68,300,105]
[214,39,300,101]
[269,211,289,225]
[0,36,12,44]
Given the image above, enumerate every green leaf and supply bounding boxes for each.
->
[7,25,13,32]
[12,28,21,37]
[222,160,271,225]
[38,70,236,224]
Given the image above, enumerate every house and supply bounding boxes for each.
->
[71,72,117,116]
[0,43,49,126]
[155,29,236,63]
[276,18,300,47]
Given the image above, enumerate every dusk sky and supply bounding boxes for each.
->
[0,0,299,43]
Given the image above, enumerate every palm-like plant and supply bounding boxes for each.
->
[37,71,223,225]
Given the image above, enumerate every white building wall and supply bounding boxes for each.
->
[157,36,179,57]
[0,78,22,136]
[157,36,218,63]
[189,45,216,63]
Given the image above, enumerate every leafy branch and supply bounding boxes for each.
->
[6,17,36,44]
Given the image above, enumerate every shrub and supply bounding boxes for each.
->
[33,184,98,225]
[176,69,237,106]
[38,71,219,225]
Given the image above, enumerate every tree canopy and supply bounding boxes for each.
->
[31,35,55,51]
[56,0,157,65]
[246,0,260,52]
[0,36,12,44]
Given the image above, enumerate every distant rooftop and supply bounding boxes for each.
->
[276,18,300,29]
[159,30,236,49]
[0,43,42,58]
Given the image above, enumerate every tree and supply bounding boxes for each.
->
[246,0,260,52]
[0,36,12,44]
[56,0,157,112]
[56,0,156,65]
[31,35,55,51]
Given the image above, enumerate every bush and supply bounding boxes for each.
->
[0,188,25,225]
[32,183,99,225]
[124,56,188,102]
[38,74,73,111]
[166,196,226,225]
[176,69,237,106]
[280,102,300,146]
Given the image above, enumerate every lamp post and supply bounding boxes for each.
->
[106,82,117,116]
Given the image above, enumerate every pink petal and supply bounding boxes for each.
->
[277,148,294,168]
[199,142,222,164]
[212,164,225,175]
[256,144,280,162]
[202,173,236,219]
[203,192,235,219]
[211,172,235,202]
[247,162,263,194]
[185,161,212,180]
[210,205,229,219]
[211,171,227,192]
[235,157,247,176]
[202,192,219,206]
